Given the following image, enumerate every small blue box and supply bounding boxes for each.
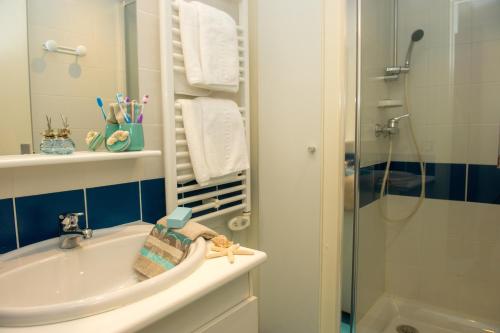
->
[167,207,192,229]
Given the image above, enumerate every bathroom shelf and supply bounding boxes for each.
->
[377,99,403,108]
[0,150,162,169]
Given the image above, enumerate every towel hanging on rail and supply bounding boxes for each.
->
[178,0,240,93]
[180,98,249,186]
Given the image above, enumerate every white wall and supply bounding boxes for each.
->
[256,0,323,332]
[0,0,33,155]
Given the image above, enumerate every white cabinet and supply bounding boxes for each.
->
[139,274,257,333]
[195,297,258,333]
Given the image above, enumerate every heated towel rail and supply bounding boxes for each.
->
[160,0,251,224]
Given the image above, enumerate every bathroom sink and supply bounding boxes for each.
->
[0,223,206,327]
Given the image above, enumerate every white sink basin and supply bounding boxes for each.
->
[0,223,206,327]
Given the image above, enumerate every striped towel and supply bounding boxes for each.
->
[134,217,218,279]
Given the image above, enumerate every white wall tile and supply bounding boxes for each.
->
[81,160,142,189]
[357,200,387,320]
[471,40,500,84]
[0,169,15,200]
[384,196,500,323]
[137,0,159,16]
[137,11,161,71]
[470,0,500,42]
[12,164,88,197]
[467,124,499,165]
[138,69,163,125]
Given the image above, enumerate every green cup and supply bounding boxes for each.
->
[119,123,144,151]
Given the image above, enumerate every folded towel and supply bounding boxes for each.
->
[174,71,211,97]
[178,0,239,93]
[134,218,218,279]
[180,97,249,186]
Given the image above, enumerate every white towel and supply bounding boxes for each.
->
[180,98,249,185]
[178,1,240,93]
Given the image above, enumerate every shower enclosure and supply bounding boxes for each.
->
[345,0,500,332]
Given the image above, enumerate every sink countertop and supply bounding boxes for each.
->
[0,244,266,333]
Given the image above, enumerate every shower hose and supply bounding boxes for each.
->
[379,74,426,222]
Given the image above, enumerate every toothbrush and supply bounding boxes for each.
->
[131,100,135,123]
[137,95,149,124]
[96,97,107,120]
[115,93,130,123]
[125,96,132,122]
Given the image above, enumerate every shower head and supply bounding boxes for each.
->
[405,29,424,67]
[411,29,425,42]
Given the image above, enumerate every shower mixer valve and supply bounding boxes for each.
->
[375,114,410,137]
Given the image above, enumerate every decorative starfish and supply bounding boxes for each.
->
[206,235,254,264]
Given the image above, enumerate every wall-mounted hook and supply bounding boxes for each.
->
[43,40,87,57]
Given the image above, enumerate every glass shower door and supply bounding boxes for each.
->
[351,1,500,333]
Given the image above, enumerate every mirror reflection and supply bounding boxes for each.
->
[0,0,138,155]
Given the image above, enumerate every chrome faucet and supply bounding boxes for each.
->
[375,114,410,137]
[58,212,93,249]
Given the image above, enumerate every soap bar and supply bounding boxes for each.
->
[167,207,192,229]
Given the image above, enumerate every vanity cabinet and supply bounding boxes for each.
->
[139,274,258,333]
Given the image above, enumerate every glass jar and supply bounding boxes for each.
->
[52,137,75,154]
[40,137,55,154]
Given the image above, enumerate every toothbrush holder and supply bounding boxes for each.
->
[119,123,144,151]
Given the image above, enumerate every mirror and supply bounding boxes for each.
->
[0,0,138,155]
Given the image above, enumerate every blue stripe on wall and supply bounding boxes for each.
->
[141,178,167,224]
[467,164,500,205]
[0,199,17,254]
[16,190,86,247]
[359,162,386,208]
[359,162,497,207]
[0,178,169,253]
[426,163,466,201]
[387,161,423,197]
[86,182,141,229]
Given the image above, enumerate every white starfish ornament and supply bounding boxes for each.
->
[206,235,254,264]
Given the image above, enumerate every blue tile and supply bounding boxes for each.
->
[192,207,217,218]
[359,162,386,208]
[359,165,376,208]
[218,181,243,189]
[345,153,355,162]
[141,178,166,224]
[0,199,17,253]
[183,185,217,197]
[341,323,351,333]
[218,182,243,210]
[387,161,423,197]
[341,311,351,325]
[16,190,86,247]
[467,164,500,205]
[87,182,140,229]
[425,163,466,201]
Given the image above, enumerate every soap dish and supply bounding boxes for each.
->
[377,99,403,108]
